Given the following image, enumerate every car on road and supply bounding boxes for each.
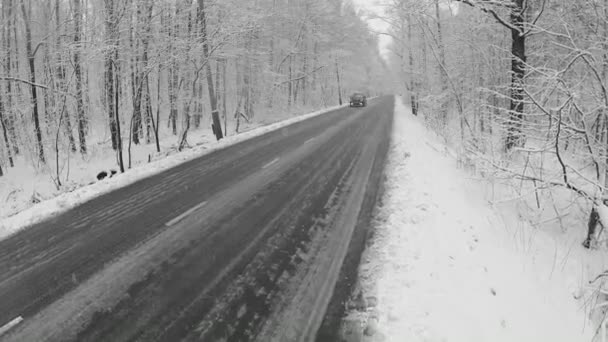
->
[349,93,367,107]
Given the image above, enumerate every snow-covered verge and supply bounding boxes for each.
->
[0,103,346,241]
[345,97,608,341]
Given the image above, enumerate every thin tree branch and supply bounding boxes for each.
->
[454,0,521,33]
[0,76,49,90]
[523,0,546,36]
[274,66,326,87]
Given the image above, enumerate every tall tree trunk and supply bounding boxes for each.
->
[21,0,46,163]
[153,56,161,153]
[145,80,152,143]
[301,41,308,106]
[222,58,227,136]
[3,0,18,156]
[73,0,87,154]
[104,0,120,152]
[56,0,77,153]
[207,60,220,129]
[168,67,178,134]
[43,47,53,138]
[194,77,203,128]
[168,3,179,135]
[335,56,342,105]
[0,97,14,167]
[293,55,299,105]
[407,15,418,116]
[130,0,142,145]
[586,0,608,248]
[603,0,608,189]
[287,55,293,107]
[10,0,24,155]
[505,0,526,151]
[198,0,223,140]
[245,35,254,120]
[311,40,319,94]
[267,37,275,108]
[421,18,428,91]
[140,0,153,143]
[114,54,124,173]
[434,0,448,124]
[178,0,194,150]
[200,80,205,126]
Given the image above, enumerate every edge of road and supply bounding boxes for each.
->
[0,99,380,242]
[3,105,348,240]
[0,95,390,338]
[314,99,393,341]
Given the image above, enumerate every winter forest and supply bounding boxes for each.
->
[0,0,388,216]
[3,0,608,246]
[383,0,608,249]
[4,0,608,338]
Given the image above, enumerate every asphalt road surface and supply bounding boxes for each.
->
[0,95,394,342]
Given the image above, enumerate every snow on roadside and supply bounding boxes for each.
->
[353,97,596,341]
[0,103,346,241]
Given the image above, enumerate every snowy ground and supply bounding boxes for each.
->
[0,104,344,241]
[348,97,608,342]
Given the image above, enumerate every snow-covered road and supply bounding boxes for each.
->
[348,97,594,342]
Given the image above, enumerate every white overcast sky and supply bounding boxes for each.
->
[351,0,392,58]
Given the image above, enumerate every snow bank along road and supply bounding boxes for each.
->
[0,96,393,341]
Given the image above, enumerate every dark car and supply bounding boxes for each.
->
[349,93,367,107]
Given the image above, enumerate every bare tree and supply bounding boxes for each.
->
[0,96,13,168]
[20,0,46,163]
[454,0,545,150]
[434,0,447,122]
[104,0,124,172]
[198,0,223,140]
[73,0,87,154]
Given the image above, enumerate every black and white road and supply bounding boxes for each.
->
[0,96,394,342]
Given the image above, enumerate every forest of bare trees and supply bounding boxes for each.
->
[384,0,608,246]
[0,0,387,182]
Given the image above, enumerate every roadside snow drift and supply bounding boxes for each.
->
[352,97,594,342]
